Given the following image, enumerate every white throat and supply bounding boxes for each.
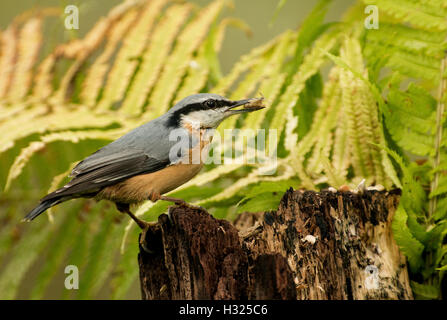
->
[180,109,225,129]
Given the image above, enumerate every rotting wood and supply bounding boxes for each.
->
[138,188,413,300]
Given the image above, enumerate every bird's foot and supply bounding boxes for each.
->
[178,201,206,212]
[159,196,206,212]
[117,203,155,230]
[128,212,155,230]
[138,220,161,254]
[139,226,156,254]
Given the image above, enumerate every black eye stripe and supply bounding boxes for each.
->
[205,99,229,108]
[167,99,231,127]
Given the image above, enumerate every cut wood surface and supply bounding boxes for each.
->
[138,188,413,300]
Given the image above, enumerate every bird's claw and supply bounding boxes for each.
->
[139,222,158,254]
[158,196,206,212]
[176,201,206,212]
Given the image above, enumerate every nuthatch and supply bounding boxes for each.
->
[24,93,264,228]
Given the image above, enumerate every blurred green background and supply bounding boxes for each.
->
[0,0,354,299]
[1,0,446,301]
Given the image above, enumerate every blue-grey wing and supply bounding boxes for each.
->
[70,117,194,177]
[42,151,170,201]
[41,118,196,201]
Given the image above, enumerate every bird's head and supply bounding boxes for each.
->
[167,93,265,129]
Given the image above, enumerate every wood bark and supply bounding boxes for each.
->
[138,188,413,300]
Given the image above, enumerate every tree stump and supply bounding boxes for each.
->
[138,188,413,300]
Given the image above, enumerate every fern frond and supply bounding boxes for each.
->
[242,31,295,131]
[214,17,252,52]
[217,32,295,135]
[332,104,350,177]
[284,105,299,153]
[4,128,124,190]
[146,0,225,118]
[321,157,345,188]
[0,104,47,153]
[386,84,437,156]
[306,67,342,173]
[96,0,168,111]
[0,106,119,154]
[430,175,447,198]
[392,206,424,272]
[339,47,370,177]
[5,141,45,191]
[212,33,280,96]
[386,50,440,82]
[365,23,445,58]
[181,163,246,190]
[0,102,27,122]
[32,55,59,101]
[344,37,386,180]
[429,50,447,217]
[364,0,447,31]
[287,66,342,188]
[81,9,139,106]
[434,196,447,220]
[176,63,210,103]
[295,67,339,156]
[325,37,397,187]
[174,43,212,100]
[4,0,444,300]
[7,18,42,102]
[198,162,293,205]
[121,4,192,115]
[0,24,18,99]
[271,32,337,141]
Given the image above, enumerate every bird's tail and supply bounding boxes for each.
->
[23,198,61,222]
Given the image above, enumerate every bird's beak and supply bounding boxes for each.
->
[226,97,265,115]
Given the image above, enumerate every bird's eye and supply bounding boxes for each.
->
[204,99,215,108]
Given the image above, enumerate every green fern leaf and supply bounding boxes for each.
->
[392,206,424,272]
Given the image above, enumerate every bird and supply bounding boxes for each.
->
[24,93,265,229]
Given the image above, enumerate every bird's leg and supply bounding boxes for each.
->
[115,203,154,230]
[126,209,155,230]
[116,203,156,253]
